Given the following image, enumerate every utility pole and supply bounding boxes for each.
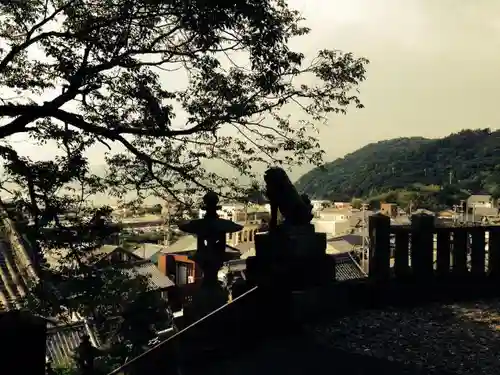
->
[162,201,171,247]
[459,199,466,223]
[360,203,370,272]
[449,170,453,185]
[452,204,458,224]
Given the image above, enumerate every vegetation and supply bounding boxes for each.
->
[296,129,500,211]
[52,364,77,375]
[0,0,368,369]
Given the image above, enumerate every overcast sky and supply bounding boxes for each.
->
[286,0,500,176]
[7,0,500,195]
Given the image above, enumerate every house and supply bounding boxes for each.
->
[437,210,456,219]
[333,202,352,210]
[412,208,435,216]
[198,201,246,220]
[312,218,351,237]
[125,260,175,295]
[467,194,493,209]
[45,245,175,295]
[155,234,241,289]
[312,206,366,237]
[133,243,166,263]
[118,215,164,231]
[227,223,262,246]
[310,200,331,213]
[43,245,175,365]
[231,205,270,224]
[46,319,99,366]
[472,206,499,223]
[390,215,411,226]
[347,209,372,228]
[463,195,498,222]
[380,203,398,218]
[326,234,365,254]
[155,235,200,287]
[318,208,351,221]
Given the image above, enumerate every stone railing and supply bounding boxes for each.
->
[368,212,500,281]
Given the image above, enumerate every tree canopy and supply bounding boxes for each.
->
[0,0,368,208]
[296,129,500,210]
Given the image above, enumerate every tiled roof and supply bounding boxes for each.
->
[133,243,166,259]
[412,209,435,216]
[224,259,247,272]
[327,234,364,253]
[333,253,367,281]
[125,261,174,289]
[96,244,121,256]
[46,265,173,365]
[45,245,130,268]
[163,235,241,256]
[320,208,351,215]
[326,240,353,254]
[46,321,97,366]
[161,235,197,254]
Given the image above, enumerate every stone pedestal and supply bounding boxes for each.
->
[184,283,228,324]
[246,224,334,290]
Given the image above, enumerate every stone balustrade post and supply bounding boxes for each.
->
[368,213,391,282]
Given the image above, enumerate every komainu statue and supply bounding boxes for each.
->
[263,167,313,229]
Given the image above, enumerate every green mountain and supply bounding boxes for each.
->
[295,129,500,209]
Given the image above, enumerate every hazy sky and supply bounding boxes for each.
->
[7,0,500,184]
[286,0,500,177]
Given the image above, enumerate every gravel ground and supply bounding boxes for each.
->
[308,299,500,375]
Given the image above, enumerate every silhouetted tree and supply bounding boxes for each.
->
[0,0,367,367]
[0,0,367,205]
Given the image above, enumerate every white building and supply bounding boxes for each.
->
[198,202,245,220]
[310,200,331,213]
[318,208,352,222]
[467,195,493,209]
[312,218,351,237]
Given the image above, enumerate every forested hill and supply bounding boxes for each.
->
[295,129,500,203]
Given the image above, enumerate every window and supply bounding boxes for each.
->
[176,262,189,285]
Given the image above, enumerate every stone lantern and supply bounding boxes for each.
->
[179,191,243,322]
